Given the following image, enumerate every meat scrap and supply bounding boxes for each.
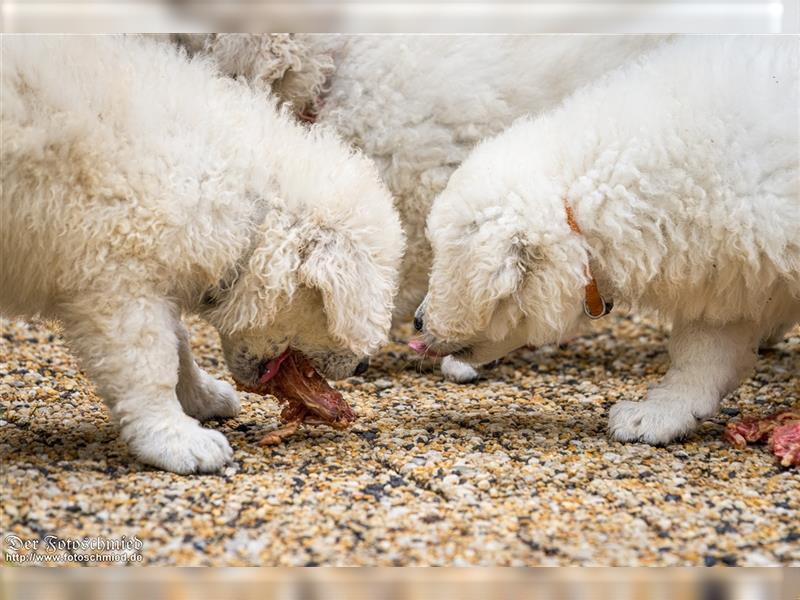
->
[238,349,356,446]
[770,422,800,467]
[724,410,800,467]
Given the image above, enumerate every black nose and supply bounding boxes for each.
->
[354,359,369,376]
[413,315,423,332]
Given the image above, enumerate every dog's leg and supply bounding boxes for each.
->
[175,320,240,421]
[441,355,480,383]
[62,296,233,474]
[609,318,759,445]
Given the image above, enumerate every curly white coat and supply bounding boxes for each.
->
[419,36,799,444]
[1,35,404,473]
[176,33,665,381]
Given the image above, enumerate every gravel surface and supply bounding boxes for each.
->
[1,314,797,566]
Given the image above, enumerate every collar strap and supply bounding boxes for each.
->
[563,201,612,320]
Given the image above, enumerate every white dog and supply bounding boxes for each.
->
[1,36,404,473]
[415,36,799,445]
[173,34,666,382]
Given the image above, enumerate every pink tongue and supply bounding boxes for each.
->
[258,350,290,385]
[408,340,430,355]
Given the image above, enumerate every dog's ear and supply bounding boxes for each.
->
[204,208,304,334]
[206,203,400,353]
[487,235,538,303]
[427,207,541,341]
[299,229,397,356]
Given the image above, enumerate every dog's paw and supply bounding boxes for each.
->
[441,355,479,383]
[608,399,698,445]
[125,415,233,474]
[178,369,241,421]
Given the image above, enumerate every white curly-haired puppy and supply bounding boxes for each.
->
[415,36,799,445]
[173,34,666,382]
[1,35,404,473]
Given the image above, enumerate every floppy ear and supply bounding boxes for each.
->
[484,235,537,302]
[204,207,305,334]
[299,229,397,356]
[467,233,540,336]
[427,207,537,340]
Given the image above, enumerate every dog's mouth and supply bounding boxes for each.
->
[408,339,469,359]
[257,350,291,385]
[250,349,356,432]
[408,340,437,356]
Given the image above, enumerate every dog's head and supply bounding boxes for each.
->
[200,132,404,386]
[413,129,590,366]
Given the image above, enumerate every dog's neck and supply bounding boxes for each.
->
[562,186,674,315]
[562,200,613,320]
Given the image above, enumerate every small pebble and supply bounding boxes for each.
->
[373,379,394,391]
[1,315,797,566]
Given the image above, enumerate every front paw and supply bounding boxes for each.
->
[178,370,241,421]
[609,398,699,445]
[441,355,479,383]
[124,414,233,474]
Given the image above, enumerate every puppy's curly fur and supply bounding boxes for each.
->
[171,33,335,119]
[418,36,799,444]
[1,36,404,473]
[174,34,665,382]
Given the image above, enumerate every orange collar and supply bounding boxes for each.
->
[563,201,612,319]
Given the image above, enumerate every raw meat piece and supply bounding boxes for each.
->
[724,410,799,467]
[769,421,800,467]
[238,349,356,445]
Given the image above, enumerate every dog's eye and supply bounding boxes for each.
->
[202,270,239,308]
[201,292,217,307]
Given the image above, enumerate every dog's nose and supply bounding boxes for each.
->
[413,315,424,332]
[354,359,369,376]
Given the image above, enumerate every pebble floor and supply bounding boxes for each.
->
[1,315,797,566]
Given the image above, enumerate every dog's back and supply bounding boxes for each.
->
[473,35,800,322]
[0,36,264,317]
[578,36,800,317]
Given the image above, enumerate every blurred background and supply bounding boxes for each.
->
[1,568,798,600]
[1,0,798,33]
